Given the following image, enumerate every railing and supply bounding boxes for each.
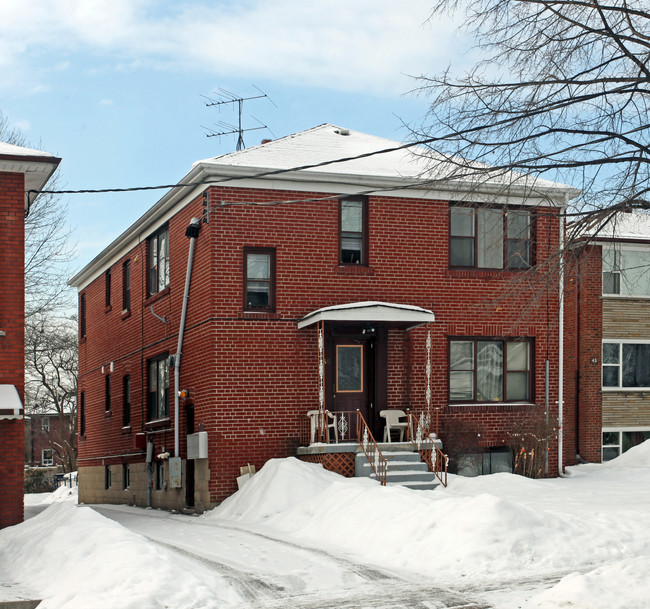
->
[407,411,448,487]
[356,410,387,486]
[299,409,364,445]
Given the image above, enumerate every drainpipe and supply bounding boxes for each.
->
[558,195,567,476]
[174,218,201,458]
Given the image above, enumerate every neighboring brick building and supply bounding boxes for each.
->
[0,142,60,529]
[25,412,76,469]
[568,211,650,461]
[70,124,586,511]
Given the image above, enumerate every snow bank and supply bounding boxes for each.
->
[530,556,650,609]
[0,503,240,609]
[210,450,650,590]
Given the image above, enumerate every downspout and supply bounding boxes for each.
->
[558,195,567,476]
[174,218,201,458]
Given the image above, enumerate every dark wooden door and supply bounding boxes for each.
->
[331,336,376,438]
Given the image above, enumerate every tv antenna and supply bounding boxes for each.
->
[201,86,276,151]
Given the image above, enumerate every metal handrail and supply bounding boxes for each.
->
[408,411,448,487]
[356,410,388,486]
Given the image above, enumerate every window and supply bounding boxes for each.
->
[603,341,650,388]
[244,247,275,310]
[602,246,650,296]
[41,417,50,432]
[122,260,131,311]
[148,354,169,421]
[147,225,169,297]
[123,463,130,490]
[602,429,650,461]
[105,374,111,412]
[80,293,86,338]
[339,197,368,265]
[105,465,112,490]
[42,449,54,466]
[79,391,85,436]
[449,339,532,403]
[450,205,532,269]
[156,461,165,490]
[123,375,131,427]
[105,268,111,308]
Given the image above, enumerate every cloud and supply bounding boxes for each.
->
[0,0,460,96]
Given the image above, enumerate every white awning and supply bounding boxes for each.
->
[297,301,435,329]
[0,385,24,420]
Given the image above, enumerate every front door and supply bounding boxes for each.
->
[331,335,376,438]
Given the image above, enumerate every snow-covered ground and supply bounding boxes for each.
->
[3,442,650,608]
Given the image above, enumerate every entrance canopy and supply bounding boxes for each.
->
[297,301,435,330]
[0,385,24,420]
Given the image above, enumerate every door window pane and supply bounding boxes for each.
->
[336,345,363,392]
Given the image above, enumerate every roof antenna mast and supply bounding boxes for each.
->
[201,86,276,151]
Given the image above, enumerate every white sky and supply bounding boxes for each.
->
[0,1,467,272]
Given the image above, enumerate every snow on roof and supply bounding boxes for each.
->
[589,210,650,241]
[0,141,58,160]
[196,123,572,192]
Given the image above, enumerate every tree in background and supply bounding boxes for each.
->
[0,112,77,469]
[412,0,650,236]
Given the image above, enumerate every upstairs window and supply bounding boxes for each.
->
[147,225,169,297]
[123,375,131,427]
[80,293,86,339]
[339,197,368,265]
[105,268,111,308]
[105,374,111,412]
[244,247,275,311]
[147,354,169,421]
[602,246,650,296]
[450,205,532,269]
[449,338,532,403]
[122,260,131,311]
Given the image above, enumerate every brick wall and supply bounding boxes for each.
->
[78,185,570,504]
[564,244,603,464]
[0,171,26,528]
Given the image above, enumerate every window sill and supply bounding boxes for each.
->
[241,310,279,320]
[122,426,132,434]
[449,401,535,410]
[80,337,87,345]
[145,418,170,429]
[105,305,112,314]
[121,309,131,321]
[104,410,112,418]
[144,286,170,307]
[334,265,375,276]
[447,267,533,279]
[602,387,650,392]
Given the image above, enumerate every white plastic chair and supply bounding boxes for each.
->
[380,409,408,443]
[307,409,338,443]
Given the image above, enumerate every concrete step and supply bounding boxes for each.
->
[357,459,428,473]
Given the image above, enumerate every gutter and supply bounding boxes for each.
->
[174,218,201,457]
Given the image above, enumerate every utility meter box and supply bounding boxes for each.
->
[169,457,182,489]
[187,431,208,459]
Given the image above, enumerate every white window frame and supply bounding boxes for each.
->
[41,449,54,466]
[602,243,650,298]
[602,339,650,391]
[602,426,650,461]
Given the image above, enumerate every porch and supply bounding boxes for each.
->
[295,301,448,488]
[296,408,448,488]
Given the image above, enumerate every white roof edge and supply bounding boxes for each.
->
[0,384,24,420]
[297,301,436,329]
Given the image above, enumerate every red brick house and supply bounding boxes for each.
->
[565,211,650,463]
[70,124,587,511]
[0,142,60,528]
[25,412,76,470]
